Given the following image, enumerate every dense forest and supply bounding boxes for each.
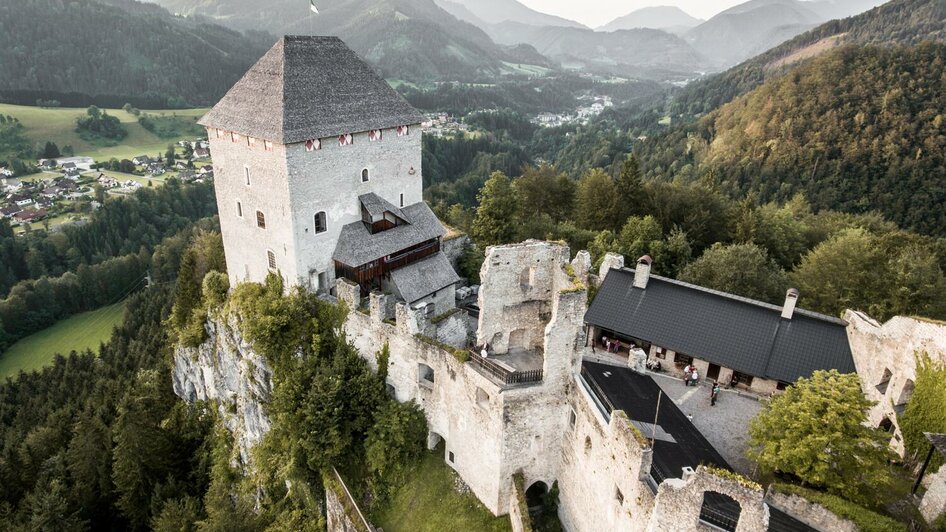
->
[637,43,946,236]
[670,0,946,117]
[0,0,271,107]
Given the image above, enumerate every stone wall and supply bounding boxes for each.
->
[557,376,655,532]
[324,469,374,532]
[442,233,471,273]
[172,315,272,467]
[921,465,946,525]
[509,475,531,532]
[207,131,296,288]
[647,466,768,532]
[845,310,946,457]
[764,490,856,532]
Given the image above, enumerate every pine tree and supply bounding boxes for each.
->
[471,172,519,248]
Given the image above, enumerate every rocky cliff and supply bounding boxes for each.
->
[172,316,273,466]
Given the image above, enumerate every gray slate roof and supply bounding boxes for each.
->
[390,252,460,303]
[360,192,407,222]
[584,268,854,383]
[199,36,424,144]
[333,201,446,267]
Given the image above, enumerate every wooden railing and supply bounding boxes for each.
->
[468,350,543,386]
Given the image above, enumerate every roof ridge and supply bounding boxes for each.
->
[615,267,847,326]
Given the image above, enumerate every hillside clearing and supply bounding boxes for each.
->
[0,302,126,378]
[0,104,208,161]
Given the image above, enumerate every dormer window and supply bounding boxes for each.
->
[361,168,369,183]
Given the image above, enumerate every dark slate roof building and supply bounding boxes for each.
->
[334,200,445,268]
[389,252,460,303]
[585,259,854,384]
[198,36,424,144]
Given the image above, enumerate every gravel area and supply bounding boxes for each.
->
[649,372,762,476]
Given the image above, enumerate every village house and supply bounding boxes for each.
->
[193,147,210,159]
[132,155,152,166]
[0,168,13,177]
[0,205,21,218]
[14,208,47,224]
[584,255,855,395]
[55,156,94,171]
[10,194,33,207]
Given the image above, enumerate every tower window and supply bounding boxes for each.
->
[400,193,404,207]
[361,168,369,183]
[247,136,256,149]
[215,129,223,139]
[231,132,241,143]
[244,166,250,186]
[314,211,327,234]
[264,140,274,152]
[256,211,266,229]
[267,250,276,270]
[236,201,242,217]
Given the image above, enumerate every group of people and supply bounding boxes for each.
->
[600,335,624,353]
[682,364,721,406]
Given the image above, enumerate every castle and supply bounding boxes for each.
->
[174,36,946,531]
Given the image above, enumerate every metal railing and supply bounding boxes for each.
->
[699,504,739,532]
[468,350,543,386]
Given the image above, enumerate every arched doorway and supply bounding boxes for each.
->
[699,491,741,532]
[525,481,549,510]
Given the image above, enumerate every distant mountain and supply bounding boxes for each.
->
[434,0,585,28]
[672,0,944,116]
[0,0,270,107]
[683,0,886,68]
[598,6,703,33]
[486,23,706,80]
[151,0,538,82]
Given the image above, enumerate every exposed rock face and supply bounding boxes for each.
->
[172,316,273,466]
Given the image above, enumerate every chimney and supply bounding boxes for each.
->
[634,255,653,289]
[782,288,799,320]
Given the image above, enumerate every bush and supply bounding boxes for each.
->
[771,484,906,532]
[202,271,229,309]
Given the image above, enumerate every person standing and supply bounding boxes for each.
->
[683,364,692,386]
[711,382,720,406]
[690,368,699,387]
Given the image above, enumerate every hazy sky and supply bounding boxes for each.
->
[518,0,750,28]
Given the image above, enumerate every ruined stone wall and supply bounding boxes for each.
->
[344,303,510,514]
[921,465,946,526]
[325,469,374,532]
[845,310,946,457]
[557,377,655,532]
[442,234,471,273]
[172,315,272,467]
[477,241,570,353]
[764,491,856,532]
[647,467,768,532]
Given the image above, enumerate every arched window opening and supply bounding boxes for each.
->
[361,168,369,182]
[266,250,276,270]
[525,481,549,510]
[699,491,741,532]
[256,211,266,229]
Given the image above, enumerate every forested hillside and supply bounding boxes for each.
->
[638,43,946,236]
[671,0,946,116]
[0,0,270,107]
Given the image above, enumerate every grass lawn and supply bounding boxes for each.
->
[14,171,60,183]
[501,61,553,77]
[13,212,83,235]
[371,449,512,532]
[95,169,167,188]
[0,103,208,161]
[0,302,126,378]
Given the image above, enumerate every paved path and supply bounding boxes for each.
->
[649,372,762,476]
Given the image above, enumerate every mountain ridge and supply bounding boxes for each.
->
[597,6,702,33]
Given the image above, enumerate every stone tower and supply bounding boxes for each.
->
[199,36,425,292]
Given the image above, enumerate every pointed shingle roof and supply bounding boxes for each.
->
[198,36,424,144]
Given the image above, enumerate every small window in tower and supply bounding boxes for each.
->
[369,129,382,141]
[215,128,223,139]
[231,132,241,143]
[338,134,353,146]
[247,136,256,149]
[361,168,369,183]
[256,211,266,229]
[305,139,320,152]
[244,166,250,186]
[267,250,276,270]
[236,201,243,218]
[400,193,404,207]
[314,211,327,234]
[397,125,410,137]
[264,140,274,152]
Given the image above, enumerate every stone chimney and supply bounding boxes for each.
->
[633,255,653,289]
[782,288,799,320]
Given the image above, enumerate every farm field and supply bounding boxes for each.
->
[0,103,208,161]
[0,302,127,379]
